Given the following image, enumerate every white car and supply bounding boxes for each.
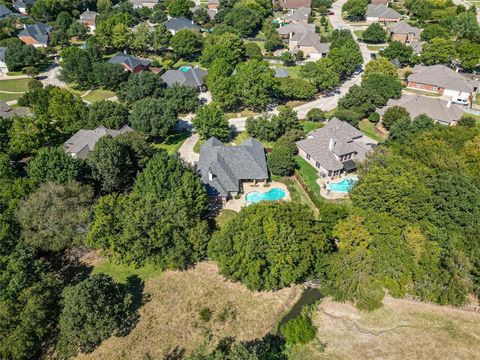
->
[452,97,469,106]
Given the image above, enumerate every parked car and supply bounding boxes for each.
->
[370,53,377,60]
[328,11,334,15]
[353,66,363,76]
[452,97,469,106]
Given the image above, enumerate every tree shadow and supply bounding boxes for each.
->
[118,275,151,336]
[162,346,186,360]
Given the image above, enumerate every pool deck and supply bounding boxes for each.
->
[224,181,291,212]
[317,174,358,200]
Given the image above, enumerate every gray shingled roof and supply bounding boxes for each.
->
[387,21,422,37]
[80,10,98,21]
[0,100,27,118]
[198,137,268,197]
[277,22,315,35]
[408,65,476,93]
[165,17,200,32]
[366,4,402,19]
[18,22,52,45]
[0,4,12,18]
[63,125,133,159]
[290,31,330,54]
[13,0,34,11]
[296,118,377,172]
[108,53,151,69]
[129,0,159,8]
[284,7,311,22]
[161,67,207,87]
[377,94,465,125]
[272,67,289,78]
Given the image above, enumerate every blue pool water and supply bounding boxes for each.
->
[179,66,191,72]
[245,188,286,204]
[327,177,358,193]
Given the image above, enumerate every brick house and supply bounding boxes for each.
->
[279,0,312,10]
[18,22,51,47]
[387,21,422,43]
[79,10,98,33]
[366,5,402,23]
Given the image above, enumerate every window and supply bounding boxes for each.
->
[315,162,320,168]
[306,154,310,160]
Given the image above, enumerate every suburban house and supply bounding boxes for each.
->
[296,118,377,177]
[283,7,310,24]
[129,0,159,8]
[407,65,478,102]
[208,0,219,10]
[13,0,35,15]
[161,67,207,91]
[377,95,465,126]
[165,18,201,35]
[276,22,315,37]
[366,5,401,23]
[108,52,151,72]
[279,0,312,10]
[289,31,329,60]
[410,40,424,54]
[0,47,8,73]
[79,9,98,33]
[18,22,51,47]
[0,101,27,118]
[198,137,269,203]
[371,0,389,5]
[63,125,133,159]
[387,21,422,43]
[0,4,12,18]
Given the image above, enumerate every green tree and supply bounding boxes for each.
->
[27,147,85,184]
[328,44,363,78]
[87,100,130,129]
[130,98,178,138]
[362,23,387,43]
[245,42,263,60]
[280,51,295,66]
[117,72,165,104]
[267,142,297,176]
[16,182,94,251]
[200,33,246,68]
[131,22,152,51]
[379,41,413,64]
[168,0,194,17]
[421,24,450,42]
[193,104,230,141]
[163,84,200,113]
[1,39,46,72]
[171,29,203,59]
[57,274,135,358]
[278,77,316,100]
[363,57,398,78]
[209,202,331,291]
[87,136,135,193]
[382,105,410,130]
[280,316,316,346]
[60,47,93,88]
[342,0,368,20]
[224,6,262,37]
[152,24,172,53]
[421,37,456,65]
[300,58,340,91]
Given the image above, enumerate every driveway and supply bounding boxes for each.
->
[178,133,199,165]
[39,63,66,87]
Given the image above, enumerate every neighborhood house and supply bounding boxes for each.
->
[165,18,201,34]
[108,52,151,72]
[279,0,312,10]
[13,0,35,15]
[63,125,133,159]
[18,22,51,47]
[366,4,402,23]
[407,65,478,102]
[289,31,329,60]
[387,21,422,44]
[129,0,159,8]
[161,67,207,91]
[283,7,310,24]
[296,118,377,177]
[198,137,269,204]
[79,10,98,33]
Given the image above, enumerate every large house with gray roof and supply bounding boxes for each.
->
[63,125,133,159]
[129,0,159,8]
[366,4,401,23]
[407,65,478,102]
[108,52,150,72]
[13,0,34,14]
[165,17,200,34]
[289,31,329,60]
[296,118,377,177]
[161,67,207,91]
[18,22,51,47]
[198,137,269,203]
[377,95,465,126]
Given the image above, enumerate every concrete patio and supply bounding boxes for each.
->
[223,181,291,212]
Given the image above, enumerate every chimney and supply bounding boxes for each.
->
[208,171,214,181]
[329,138,335,151]
[447,100,451,108]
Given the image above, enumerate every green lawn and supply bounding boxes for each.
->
[358,119,386,142]
[295,156,321,197]
[231,131,250,145]
[244,39,266,52]
[474,94,480,106]
[153,130,190,155]
[0,78,30,92]
[83,89,116,103]
[0,92,23,102]
[367,44,385,51]
[93,259,164,283]
[274,65,302,78]
[215,209,237,228]
[354,29,363,39]
[193,137,205,153]
[302,121,324,133]
[273,176,311,207]
[403,88,442,97]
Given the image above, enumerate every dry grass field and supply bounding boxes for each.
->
[76,262,302,360]
[290,296,480,360]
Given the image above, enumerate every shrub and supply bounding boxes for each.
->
[280,316,316,346]
[268,144,297,176]
[368,112,380,123]
[458,115,476,128]
[334,109,361,127]
[306,108,326,122]
[382,106,410,130]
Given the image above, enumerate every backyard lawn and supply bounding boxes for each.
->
[0,92,24,102]
[83,89,116,103]
[274,64,302,78]
[295,156,321,198]
[0,78,30,93]
[302,120,324,133]
[153,131,190,155]
[358,119,386,142]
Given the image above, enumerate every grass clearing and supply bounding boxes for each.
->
[153,130,190,155]
[275,64,302,78]
[92,260,164,283]
[295,156,321,197]
[302,120,324,133]
[0,78,30,93]
[83,89,116,103]
[274,176,311,207]
[0,92,23,102]
[78,262,302,360]
[358,119,386,143]
[403,88,442,97]
[215,209,237,227]
[367,44,384,51]
[289,296,480,360]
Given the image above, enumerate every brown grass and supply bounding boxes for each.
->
[76,262,301,360]
[289,296,480,360]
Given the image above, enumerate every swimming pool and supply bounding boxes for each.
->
[326,177,358,193]
[179,66,191,72]
[245,188,286,204]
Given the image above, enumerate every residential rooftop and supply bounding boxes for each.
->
[161,67,207,88]
[18,22,52,45]
[387,21,422,37]
[366,4,402,19]
[165,17,201,32]
[108,52,151,69]
[408,64,477,93]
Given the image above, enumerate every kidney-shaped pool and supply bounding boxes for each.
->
[245,188,286,204]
